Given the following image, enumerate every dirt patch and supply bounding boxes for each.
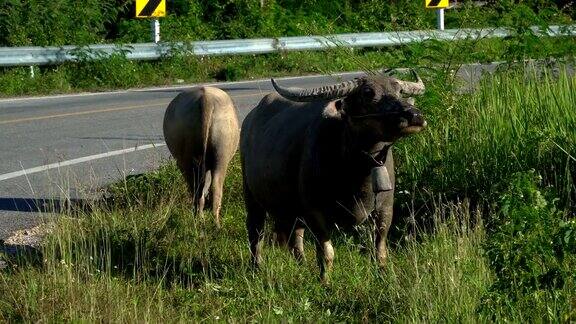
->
[1,224,53,269]
[3,223,53,248]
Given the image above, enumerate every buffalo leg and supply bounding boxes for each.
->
[274,219,305,261]
[244,185,265,268]
[289,226,305,262]
[210,168,225,228]
[181,162,202,210]
[316,237,334,283]
[271,214,294,247]
[307,214,334,282]
[374,191,394,267]
[198,170,211,218]
[273,221,289,247]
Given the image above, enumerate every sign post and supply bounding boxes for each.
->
[136,0,166,43]
[151,19,160,43]
[425,0,449,31]
[437,8,445,30]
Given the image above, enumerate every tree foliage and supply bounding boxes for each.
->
[0,0,572,46]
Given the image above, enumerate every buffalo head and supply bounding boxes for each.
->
[271,70,426,141]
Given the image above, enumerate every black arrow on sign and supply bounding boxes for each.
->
[428,0,441,6]
[139,0,162,16]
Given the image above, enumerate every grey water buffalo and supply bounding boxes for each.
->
[163,86,240,227]
[240,71,426,280]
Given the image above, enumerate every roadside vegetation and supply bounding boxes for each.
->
[2,0,574,46]
[1,0,575,321]
[1,64,575,322]
[1,0,575,97]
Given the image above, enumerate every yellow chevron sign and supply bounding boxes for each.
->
[136,0,166,18]
[425,0,449,8]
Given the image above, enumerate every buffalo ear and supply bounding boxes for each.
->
[322,100,345,119]
[407,97,415,105]
[335,99,343,111]
[335,99,350,120]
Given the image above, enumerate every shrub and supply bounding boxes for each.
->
[480,171,576,321]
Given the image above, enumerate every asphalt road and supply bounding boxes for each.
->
[0,62,545,240]
[0,72,379,240]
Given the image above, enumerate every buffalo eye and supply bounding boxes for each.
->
[362,86,375,99]
[382,95,404,111]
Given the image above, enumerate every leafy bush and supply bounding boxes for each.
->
[0,0,124,46]
[1,0,573,46]
[66,46,142,90]
[480,171,576,321]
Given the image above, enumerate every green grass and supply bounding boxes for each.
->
[1,34,575,98]
[1,66,575,322]
[1,0,574,98]
[395,64,576,211]
[0,169,491,321]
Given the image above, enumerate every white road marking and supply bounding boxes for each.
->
[0,143,166,182]
[0,71,366,182]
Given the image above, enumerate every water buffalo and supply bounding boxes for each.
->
[164,86,240,227]
[240,71,426,280]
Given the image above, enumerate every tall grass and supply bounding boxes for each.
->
[1,182,490,321]
[1,67,575,321]
[396,65,576,211]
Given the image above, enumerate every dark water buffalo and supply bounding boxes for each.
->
[164,86,239,227]
[241,71,426,280]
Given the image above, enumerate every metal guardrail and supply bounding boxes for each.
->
[1,25,575,67]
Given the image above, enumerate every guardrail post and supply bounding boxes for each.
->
[29,66,35,78]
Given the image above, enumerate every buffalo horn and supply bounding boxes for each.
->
[396,69,425,95]
[271,78,362,102]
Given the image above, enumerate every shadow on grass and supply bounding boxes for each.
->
[1,200,238,288]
